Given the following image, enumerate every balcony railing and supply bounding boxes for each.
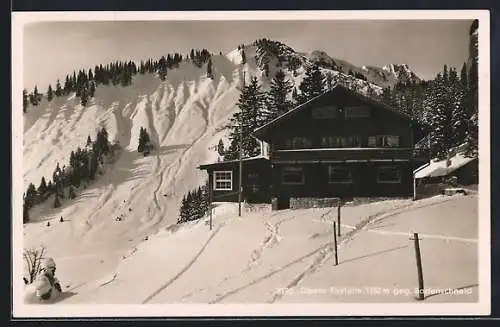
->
[272,148,416,163]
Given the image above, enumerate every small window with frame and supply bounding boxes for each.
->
[213,171,233,190]
[376,167,401,184]
[368,135,400,148]
[344,106,370,118]
[328,166,353,184]
[282,166,305,185]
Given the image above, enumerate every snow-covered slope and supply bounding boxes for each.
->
[305,50,421,88]
[19,194,478,311]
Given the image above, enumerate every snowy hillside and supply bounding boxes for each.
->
[304,50,421,89]
[19,193,479,312]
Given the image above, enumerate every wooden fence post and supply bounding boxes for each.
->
[337,200,341,237]
[410,232,425,300]
[208,178,213,231]
[333,222,339,266]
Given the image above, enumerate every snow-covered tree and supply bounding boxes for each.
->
[225,77,266,160]
[426,76,453,159]
[264,69,294,123]
[295,63,326,105]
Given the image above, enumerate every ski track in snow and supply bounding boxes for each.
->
[141,222,227,304]
[268,196,465,303]
[206,198,456,304]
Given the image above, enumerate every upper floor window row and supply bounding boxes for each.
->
[312,105,370,119]
[283,135,400,149]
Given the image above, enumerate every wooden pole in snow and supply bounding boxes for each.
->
[337,200,341,237]
[413,176,417,201]
[410,232,425,300]
[238,71,245,218]
[333,222,339,266]
[209,177,213,231]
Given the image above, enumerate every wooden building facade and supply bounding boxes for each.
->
[253,84,427,209]
[199,84,428,210]
[198,156,272,204]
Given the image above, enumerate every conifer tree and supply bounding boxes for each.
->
[47,84,54,102]
[185,191,194,220]
[63,75,71,95]
[55,80,63,97]
[137,127,151,154]
[241,50,246,65]
[178,194,190,223]
[427,76,453,159]
[263,63,270,78]
[225,77,265,160]
[89,81,96,98]
[296,63,326,105]
[460,62,468,90]
[264,69,294,123]
[23,202,30,223]
[200,182,209,217]
[191,187,202,219]
[71,72,77,92]
[217,139,225,156]
[25,183,38,208]
[89,148,99,180]
[450,75,469,148]
[292,88,299,104]
[23,89,29,113]
[207,58,214,79]
[38,177,48,195]
[30,85,40,106]
[80,88,88,107]
[138,127,145,153]
[34,85,42,103]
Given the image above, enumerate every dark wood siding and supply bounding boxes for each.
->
[202,159,272,203]
[271,162,413,199]
[267,91,414,151]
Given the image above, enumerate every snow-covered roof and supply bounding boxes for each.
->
[414,152,477,179]
[197,155,270,170]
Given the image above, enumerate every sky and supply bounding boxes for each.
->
[23,19,473,91]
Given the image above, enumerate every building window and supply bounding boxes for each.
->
[377,167,401,184]
[321,136,361,148]
[312,106,339,119]
[328,166,353,184]
[282,167,305,185]
[213,171,232,190]
[345,106,370,118]
[368,135,400,148]
[284,137,313,149]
